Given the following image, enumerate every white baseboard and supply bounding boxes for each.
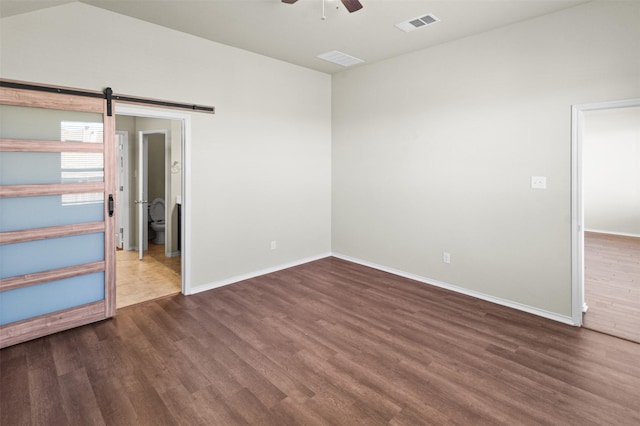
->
[189,253,332,295]
[187,251,576,326]
[584,229,640,239]
[332,252,576,326]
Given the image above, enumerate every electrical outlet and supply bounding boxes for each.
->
[443,252,451,264]
[270,241,277,250]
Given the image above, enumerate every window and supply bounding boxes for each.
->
[60,121,104,205]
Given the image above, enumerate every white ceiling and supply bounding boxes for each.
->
[1,0,587,74]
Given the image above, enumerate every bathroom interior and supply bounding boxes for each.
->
[115,115,182,308]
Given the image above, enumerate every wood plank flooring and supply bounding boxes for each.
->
[583,232,640,343]
[2,257,640,425]
[116,243,181,309]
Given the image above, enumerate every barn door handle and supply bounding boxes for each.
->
[108,194,114,217]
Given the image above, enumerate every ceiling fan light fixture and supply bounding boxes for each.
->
[317,50,364,67]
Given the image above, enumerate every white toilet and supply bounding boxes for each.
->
[149,198,166,244]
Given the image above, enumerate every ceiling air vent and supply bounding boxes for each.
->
[395,13,440,33]
[316,50,364,67]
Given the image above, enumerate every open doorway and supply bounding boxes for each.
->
[572,100,640,342]
[114,111,187,308]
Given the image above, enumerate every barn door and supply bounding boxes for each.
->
[0,82,116,348]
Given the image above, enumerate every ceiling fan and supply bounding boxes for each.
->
[282,0,364,14]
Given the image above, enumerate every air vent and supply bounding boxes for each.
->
[395,13,440,33]
[317,50,364,67]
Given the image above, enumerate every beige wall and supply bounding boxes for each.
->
[332,1,640,318]
[170,120,182,254]
[147,134,165,205]
[583,106,640,236]
[1,2,332,291]
[4,1,638,321]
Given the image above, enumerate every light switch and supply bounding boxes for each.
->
[531,176,547,189]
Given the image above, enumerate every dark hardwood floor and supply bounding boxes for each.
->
[583,232,640,343]
[2,257,640,425]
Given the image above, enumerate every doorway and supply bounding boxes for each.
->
[114,109,189,308]
[572,99,640,342]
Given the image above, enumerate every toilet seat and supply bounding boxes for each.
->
[149,198,165,222]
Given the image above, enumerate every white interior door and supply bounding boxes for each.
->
[116,131,129,249]
[137,132,148,260]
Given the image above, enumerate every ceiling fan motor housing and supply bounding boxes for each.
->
[282,0,364,14]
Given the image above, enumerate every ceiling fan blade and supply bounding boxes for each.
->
[341,0,363,13]
[282,0,298,4]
